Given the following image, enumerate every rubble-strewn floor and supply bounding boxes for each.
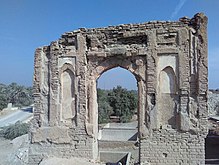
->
[0,137,14,165]
[40,157,105,165]
[0,134,28,165]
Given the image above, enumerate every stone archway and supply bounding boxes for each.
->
[90,57,146,160]
[30,13,208,165]
[86,56,146,162]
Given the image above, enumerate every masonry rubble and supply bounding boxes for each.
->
[30,13,208,165]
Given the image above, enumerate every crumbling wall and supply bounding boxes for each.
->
[30,13,208,165]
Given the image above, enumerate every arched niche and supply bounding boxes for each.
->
[159,66,177,94]
[158,66,179,129]
[60,66,76,125]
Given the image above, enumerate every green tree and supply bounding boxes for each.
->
[0,83,33,110]
[97,88,113,124]
[108,86,137,123]
[6,83,33,108]
[216,101,219,115]
[0,84,7,110]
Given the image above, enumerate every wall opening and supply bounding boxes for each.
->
[96,66,139,164]
[158,66,179,129]
[61,69,75,125]
[159,66,177,94]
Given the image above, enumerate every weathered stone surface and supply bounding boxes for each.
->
[30,13,208,165]
[31,126,71,144]
[39,157,103,165]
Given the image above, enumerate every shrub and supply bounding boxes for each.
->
[0,121,29,140]
[0,83,33,111]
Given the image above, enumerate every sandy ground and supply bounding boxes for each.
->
[0,134,28,165]
[0,109,18,119]
[0,108,33,127]
[40,157,104,165]
[0,137,15,165]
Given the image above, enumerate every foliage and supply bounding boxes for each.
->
[97,89,113,124]
[108,86,137,122]
[0,121,29,140]
[0,83,33,110]
[0,84,7,111]
[216,102,219,115]
[97,86,137,123]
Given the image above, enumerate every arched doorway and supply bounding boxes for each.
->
[87,56,146,163]
[96,67,139,164]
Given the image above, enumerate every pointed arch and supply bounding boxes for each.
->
[60,64,76,123]
[159,66,177,94]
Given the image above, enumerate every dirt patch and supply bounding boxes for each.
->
[0,134,28,165]
[0,109,19,119]
[0,137,14,165]
[40,157,104,165]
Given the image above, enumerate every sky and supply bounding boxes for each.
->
[0,0,218,89]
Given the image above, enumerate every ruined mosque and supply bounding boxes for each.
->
[30,13,208,165]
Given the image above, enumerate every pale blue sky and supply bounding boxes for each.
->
[0,0,218,89]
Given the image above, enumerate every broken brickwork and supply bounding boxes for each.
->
[30,13,208,165]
